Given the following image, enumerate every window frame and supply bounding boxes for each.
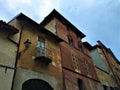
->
[38,36,45,56]
[68,35,74,46]
[72,54,81,73]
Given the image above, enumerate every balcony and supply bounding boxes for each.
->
[34,47,52,65]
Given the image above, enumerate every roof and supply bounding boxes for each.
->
[40,9,86,39]
[108,49,120,65]
[95,40,120,65]
[83,42,93,50]
[9,13,63,42]
[0,20,18,35]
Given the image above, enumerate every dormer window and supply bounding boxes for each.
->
[68,36,73,46]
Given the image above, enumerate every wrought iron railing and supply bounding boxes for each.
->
[34,47,53,64]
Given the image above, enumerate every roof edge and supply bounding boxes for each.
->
[40,9,86,39]
[8,13,63,42]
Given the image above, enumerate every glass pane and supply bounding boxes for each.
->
[38,41,40,48]
[41,42,45,56]
[38,41,40,56]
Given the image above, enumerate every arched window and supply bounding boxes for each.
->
[78,44,83,52]
[68,36,73,46]
[22,79,53,90]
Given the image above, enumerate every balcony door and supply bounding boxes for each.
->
[38,37,45,56]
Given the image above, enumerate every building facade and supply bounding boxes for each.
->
[0,9,120,90]
[107,49,120,88]
[0,20,18,90]
[40,9,100,90]
[8,13,63,90]
[84,41,120,90]
[97,41,120,89]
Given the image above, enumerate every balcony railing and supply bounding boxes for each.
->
[34,47,53,65]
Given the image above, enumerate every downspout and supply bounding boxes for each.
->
[9,21,25,90]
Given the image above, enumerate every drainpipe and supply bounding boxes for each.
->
[9,22,25,90]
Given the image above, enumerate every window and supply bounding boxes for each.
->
[78,79,85,90]
[110,87,114,90]
[84,59,91,76]
[38,37,45,56]
[78,38,83,52]
[78,44,83,52]
[72,54,80,73]
[68,36,74,46]
[103,85,107,90]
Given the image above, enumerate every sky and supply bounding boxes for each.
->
[0,0,120,61]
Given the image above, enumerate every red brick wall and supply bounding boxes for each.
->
[56,19,68,42]
[56,19,82,49]
[55,18,99,89]
[60,42,98,80]
[56,18,98,80]
[59,42,73,69]
[63,68,100,90]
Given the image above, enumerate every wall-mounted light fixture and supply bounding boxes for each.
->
[24,39,31,49]
[18,39,31,58]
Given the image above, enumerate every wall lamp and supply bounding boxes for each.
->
[24,39,31,49]
[18,39,31,58]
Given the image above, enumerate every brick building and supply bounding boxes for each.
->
[40,9,100,90]
[0,9,120,90]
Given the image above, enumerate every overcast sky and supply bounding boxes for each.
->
[0,0,120,61]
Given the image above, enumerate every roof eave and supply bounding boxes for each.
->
[40,9,85,39]
[13,13,63,42]
[0,20,19,35]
